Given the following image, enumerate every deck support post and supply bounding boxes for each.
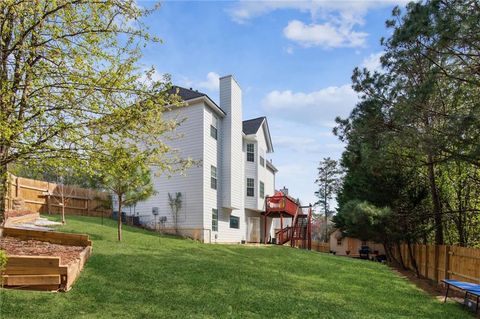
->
[280,213,283,244]
[264,214,267,244]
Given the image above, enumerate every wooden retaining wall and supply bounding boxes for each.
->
[4,173,111,217]
[1,227,92,291]
[3,227,92,246]
[392,243,480,284]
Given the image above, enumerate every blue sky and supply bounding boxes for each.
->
[137,0,406,210]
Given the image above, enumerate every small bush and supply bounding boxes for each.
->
[0,250,7,273]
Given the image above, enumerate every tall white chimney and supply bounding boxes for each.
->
[219,75,244,210]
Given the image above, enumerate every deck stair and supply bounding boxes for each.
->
[264,192,312,250]
[275,226,292,245]
[290,210,312,249]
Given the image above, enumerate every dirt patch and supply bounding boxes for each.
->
[0,236,85,266]
[4,210,34,219]
[390,265,467,303]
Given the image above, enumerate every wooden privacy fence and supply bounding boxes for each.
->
[4,173,111,217]
[392,243,480,284]
[312,241,330,253]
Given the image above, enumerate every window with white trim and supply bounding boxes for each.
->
[211,165,217,190]
[210,115,218,140]
[247,178,254,197]
[260,181,265,198]
[212,209,218,231]
[260,156,265,167]
[229,216,239,229]
[247,143,255,162]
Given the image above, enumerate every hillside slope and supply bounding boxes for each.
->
[0,216,470,318]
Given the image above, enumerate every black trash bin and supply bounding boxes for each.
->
[112,211,127,223]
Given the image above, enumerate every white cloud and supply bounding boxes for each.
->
[283,20,367,48]
[262,84,358,126]
[230,0,407,23]
[179,72,220,93]
[361,52,384,72]
[262,84,358,206]
[197,72,220,91]
[229,1,315,24]
[230,0,408,49]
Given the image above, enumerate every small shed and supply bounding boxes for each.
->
[329,229,385,257]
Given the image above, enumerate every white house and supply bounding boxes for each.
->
[133,75,278,243]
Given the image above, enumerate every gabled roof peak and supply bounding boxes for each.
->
[167,86,226,115]
[242,116,274,152]
[242,117,266,135]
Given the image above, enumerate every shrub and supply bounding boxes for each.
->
[0,250,7,273]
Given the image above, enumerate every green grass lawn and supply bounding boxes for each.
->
[0,216,471,319]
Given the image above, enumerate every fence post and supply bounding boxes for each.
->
[434,245,440,282]
[425,245,429,279]
[86,190,90,216]
[444,245,450,281]
[7,173,12,210]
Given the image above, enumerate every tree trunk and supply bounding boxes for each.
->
[324,190,328,243]
[175,209,178,235]
[0,163,7,224]
[396,242,406,269]
[407,241,420,277]
[117,194,123,241]
[61,184,66,225]
[426,156,444,245]
[384,242,396,263]
[324,213,328,243]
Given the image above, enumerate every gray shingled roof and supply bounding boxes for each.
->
[242,116,265,135]
[168,86,225,114]
[168,86,207,101]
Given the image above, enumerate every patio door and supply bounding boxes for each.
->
[247,217,260,243]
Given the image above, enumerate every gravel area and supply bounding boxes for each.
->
[0,236,85,266]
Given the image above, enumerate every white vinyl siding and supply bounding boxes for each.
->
[255,126,274,209]
[203,106,221,242]
[137,77,275,244]
[219,76,244,213]
[134,103,204,231]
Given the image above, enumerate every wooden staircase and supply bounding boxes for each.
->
[275,226,292,245]
[290,209,312,249]
[274,206,312,249]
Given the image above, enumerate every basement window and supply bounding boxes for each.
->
[247,143,255,162]
[212,209,218,231]
[229,216,239,229]
[247,178,254,197]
